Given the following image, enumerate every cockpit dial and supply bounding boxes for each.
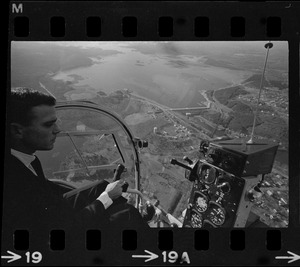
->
[190,210,203,228]
[208,201,226,226]
[194,191,208,212]
[199,165,217,184]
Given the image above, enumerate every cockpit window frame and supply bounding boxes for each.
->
[55,101,141,206]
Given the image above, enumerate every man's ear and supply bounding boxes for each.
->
[10,123,24,139]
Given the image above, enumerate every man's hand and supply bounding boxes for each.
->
[105,180,124,200]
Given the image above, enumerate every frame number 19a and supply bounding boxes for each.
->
[162,251,190,264]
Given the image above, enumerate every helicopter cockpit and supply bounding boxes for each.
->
[36,100,279,228]
[37,101,144,208]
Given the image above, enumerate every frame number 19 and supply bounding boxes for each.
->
[25,251,42,264]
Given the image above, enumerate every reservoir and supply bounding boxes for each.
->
[52,44,248,109]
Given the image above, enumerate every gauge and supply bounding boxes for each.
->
[208,201,226,226]
[217,176,231,194]
[190,210,203,228]
[199,165,217,184]
[194,191,208,212]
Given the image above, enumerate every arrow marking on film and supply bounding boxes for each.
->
[276,251,300,264]
[1,251,22,263]
[132,250,159,262]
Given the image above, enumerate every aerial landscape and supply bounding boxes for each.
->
[10,41,289,227]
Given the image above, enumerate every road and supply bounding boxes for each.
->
[169,105,209,112]
[130,93,211,139]
[130,91,237,141]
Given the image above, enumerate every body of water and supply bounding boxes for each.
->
[52,46,248,109]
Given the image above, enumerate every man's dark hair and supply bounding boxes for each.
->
[10,87,56,126]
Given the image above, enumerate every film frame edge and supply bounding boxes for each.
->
[4,1,300,266]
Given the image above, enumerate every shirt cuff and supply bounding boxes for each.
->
[96,191,113,209]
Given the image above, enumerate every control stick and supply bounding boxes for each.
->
[113,164,126,181]
[112,164,156,222]
[170,159,193,171]
[113,164,128,192]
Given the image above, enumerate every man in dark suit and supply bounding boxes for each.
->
[3,87,148,245]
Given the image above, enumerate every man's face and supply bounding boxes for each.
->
[21,105,61,152]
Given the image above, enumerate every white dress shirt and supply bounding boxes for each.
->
[10,149,113,209]
[11,148,38,176]
[96,191,113,209]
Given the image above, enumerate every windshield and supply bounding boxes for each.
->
[36,105,138,204]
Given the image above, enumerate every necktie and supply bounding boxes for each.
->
[31,156,46,179]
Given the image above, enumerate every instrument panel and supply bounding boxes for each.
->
[180,138,278,228]
[183,160,245,228]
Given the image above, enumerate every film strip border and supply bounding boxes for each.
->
[13,15,283,39]
[12,13,284,39]
[9,1,300,40]
[7,1,300,266]
[7,228,291,265]
[13,229,282,251]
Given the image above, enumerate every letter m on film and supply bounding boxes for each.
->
[12,3,23,13]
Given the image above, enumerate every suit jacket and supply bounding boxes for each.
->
[2,154,110,235]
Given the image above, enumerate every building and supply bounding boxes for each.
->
[76,121,86,132]
[266,190,273,197]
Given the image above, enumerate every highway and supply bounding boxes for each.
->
[130,93,212,140]
[169,105,210,112]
